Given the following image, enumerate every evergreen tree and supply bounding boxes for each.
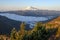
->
[28,22,51,40]
[17,22,27,40]
[10,22,58,40]
[32,22,43,32]
[10,28,17,40]
[20,22,26,35]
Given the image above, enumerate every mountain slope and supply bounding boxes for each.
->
[46,16,60,28]
[0,15,33,35]
[0,15,21,35]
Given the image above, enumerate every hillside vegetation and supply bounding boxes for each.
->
[1,16,60,40]
[10,22,58,40]
[46,16,60,40]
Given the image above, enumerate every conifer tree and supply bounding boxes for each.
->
[17,22,27,40]
[10,28,17,40]
[29,22,51,40]
[21,22,48,40]
[10,22,58,40]
[20,22,25,33]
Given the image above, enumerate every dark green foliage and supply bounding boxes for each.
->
[26,22,50,40]
[10,28,17,40]
[10,22,58,40]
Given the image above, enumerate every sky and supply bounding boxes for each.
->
[0,0,60,11]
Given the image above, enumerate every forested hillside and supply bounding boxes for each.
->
[0,16,60,40]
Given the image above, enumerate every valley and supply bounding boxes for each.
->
[0,12,58,35]
[0,9,60,40]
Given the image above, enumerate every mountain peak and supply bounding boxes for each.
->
[24,6,39,10]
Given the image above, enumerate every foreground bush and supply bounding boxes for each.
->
[10,22,58,40]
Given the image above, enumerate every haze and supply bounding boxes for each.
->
[0,0,60,11]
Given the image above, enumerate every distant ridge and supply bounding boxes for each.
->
[0,7,60,16]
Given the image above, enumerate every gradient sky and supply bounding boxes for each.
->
[0,0,60,11]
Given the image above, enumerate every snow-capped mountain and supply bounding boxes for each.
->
[23,6,39,10]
